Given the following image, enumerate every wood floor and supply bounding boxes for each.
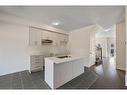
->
[89,57,127,89]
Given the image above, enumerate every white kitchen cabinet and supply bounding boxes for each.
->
[42,30,53,40]
[42,30,68,46]
[59,34,68,45]
[42,31,58,45]
[29,27,43,46]
[30,55,43,72]
[29,27,68,46]
[51,33,68,46]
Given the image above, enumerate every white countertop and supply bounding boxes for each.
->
[45,55,84,64]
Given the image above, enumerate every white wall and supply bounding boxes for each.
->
[96,38,108,57]
[107,37,116,57]
[116,22,126,71]
[68,25,100,67]
[96,37,116,58]
[0,21,30,76]
[0,14,68,76]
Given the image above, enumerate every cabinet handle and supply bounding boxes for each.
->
[34,66,41,68]
[35,62,40,63]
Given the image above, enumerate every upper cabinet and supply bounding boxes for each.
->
[29,27,42,46]
[59,34,68,45]
[29,27,68,46]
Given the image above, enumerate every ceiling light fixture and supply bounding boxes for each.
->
[52,21,60,26]
[104,28,111,32]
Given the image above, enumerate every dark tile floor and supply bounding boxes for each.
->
[0,57,126,89]
[58,67,99,89]
[0,70,50,89]
[89,57,127,89]
[0,67,99,89]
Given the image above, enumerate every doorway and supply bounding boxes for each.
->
[89,25,126,88]
[95,25,116,66]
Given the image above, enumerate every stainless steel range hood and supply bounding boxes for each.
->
[41,39,53,44]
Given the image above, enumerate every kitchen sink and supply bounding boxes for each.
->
[57,55,71,58]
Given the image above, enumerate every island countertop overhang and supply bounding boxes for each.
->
[45,55,84,64]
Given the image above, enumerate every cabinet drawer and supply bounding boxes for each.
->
[34,61,40,64]
[31,63,42,68]
[30,55,43,72]
[31,57,40,61]
[33,65,42,68]
[31,55,43,58]
[31,59,43,63]
[31,61,42,65]
[30,56,43,62]
[30,65,42,71]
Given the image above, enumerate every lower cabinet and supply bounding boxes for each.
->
[30,55,43,72]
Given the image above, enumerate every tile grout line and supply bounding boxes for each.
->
[9,74,13,89]
[19,72,24,89]
[26,71,37,88]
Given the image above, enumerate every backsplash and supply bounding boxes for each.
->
[29,45,68,56]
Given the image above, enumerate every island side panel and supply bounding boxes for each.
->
[45,58,54,89]
[71,59,84,79]
[54,62,72,88]
[54,58,84,88]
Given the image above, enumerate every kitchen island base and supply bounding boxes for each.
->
[45,56,84,89]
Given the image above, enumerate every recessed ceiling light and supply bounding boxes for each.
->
[52,21,60,26]
[104,28,111,32]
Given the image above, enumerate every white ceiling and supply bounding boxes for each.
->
[0,6,125,31]
[96,25,116,38]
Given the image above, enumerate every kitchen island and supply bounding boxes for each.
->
[44,55,84,89]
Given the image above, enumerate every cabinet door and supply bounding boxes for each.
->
[29,28,42,46]
[59,34,68,45]
[42,31,60,46]
[50,32,58,46]
[42,30,53,40]
[62,35,68,42]
[52,33,60,46]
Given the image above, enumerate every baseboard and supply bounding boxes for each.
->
[0,68,29,76]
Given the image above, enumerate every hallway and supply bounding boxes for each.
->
[89,57,127,89]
